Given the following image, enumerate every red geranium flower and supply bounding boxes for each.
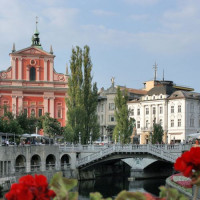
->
[5,174,56,200]
[174,147,200,178]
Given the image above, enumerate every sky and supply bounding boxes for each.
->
[0,0,200,91]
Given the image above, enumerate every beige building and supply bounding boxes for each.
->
[97,79,146,143]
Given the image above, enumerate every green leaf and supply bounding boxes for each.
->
[115,190,146,200]
[50,172,78,200]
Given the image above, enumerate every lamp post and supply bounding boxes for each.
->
[79,132,81,145]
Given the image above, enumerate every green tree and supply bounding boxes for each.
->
[82,46,99,143]
[113,87,133,144]
[66,46,99,144]
[2,112,23,135]
[152,123,163,144]
[39,113,62,139]
[66,46,85,142]
[16,112,37,134]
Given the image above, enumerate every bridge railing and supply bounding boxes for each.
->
[77,144,192,167]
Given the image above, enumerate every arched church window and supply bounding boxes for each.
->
[31,109,35,117]
[30,67,36,81]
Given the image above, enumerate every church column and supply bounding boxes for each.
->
[44,97,48,113]
[12,57,16,80]
[18,58,22,80]
[49,97,55,118]
[26,66,30,81]
[50,60,53,81]
[12,96,17,116]
[18,96,23,113]
[36,66,40,81]
[44,59,47,81]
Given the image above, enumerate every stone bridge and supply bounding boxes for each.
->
[0,143,192,184]
[76,144,192,169]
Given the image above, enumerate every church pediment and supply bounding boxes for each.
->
[10,47,53,57]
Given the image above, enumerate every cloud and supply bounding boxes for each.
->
[92,9,117,17]
[129,14,148,21]
[163,5,197,21]
[123,0,159,6]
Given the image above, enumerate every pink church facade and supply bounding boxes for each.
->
[0,28,68,127]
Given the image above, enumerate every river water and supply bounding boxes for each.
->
[78,174,166,199]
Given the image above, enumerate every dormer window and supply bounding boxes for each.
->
[30,67,36,81]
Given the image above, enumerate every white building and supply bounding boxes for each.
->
[128,80,198,144]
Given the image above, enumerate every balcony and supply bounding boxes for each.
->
[141,127,153,132]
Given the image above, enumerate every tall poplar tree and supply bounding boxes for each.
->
[113,87,133,144]
[66,46,99,144]
[152,123,163,144]
[66,47,85,142]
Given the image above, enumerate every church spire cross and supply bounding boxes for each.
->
[153,62,158,80]
[36,16,38,32]
[31,17,43,49]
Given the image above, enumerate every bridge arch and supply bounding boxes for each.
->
[60,154,71,169]
[15,155,26,173]
[144,160,173,172]
[46,154,56,170]
[31,154,41,172]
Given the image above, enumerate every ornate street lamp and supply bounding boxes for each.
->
[79,132,81,145]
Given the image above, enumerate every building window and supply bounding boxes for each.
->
[101,104,104,112]
[30,102,36,106]
[160,95,162,99]
[2,100,9,114]
[109,115,115,122]
[38,109,42,117]
[190,118,194,127]
[137,121,140,128]
[109,103,115,110]
[30,67,36,81]
[146,108,149,115]
[178,119,181,127]
[153,107,156,115]
[101,115,103,123]
[57,103,62,118]
[137,109,140,115]
[31,109,35,117]
[171,106,174,113]
[153,117,156,124]
[160,106,163,114]
[190,103,194,113]
[178,105,181,113]
[130,109,134,116]
[24,108,28,116]
[171,119,174,127]
[160,119,163,126]
[57,108,62,118]
[145,120,149,128]
[98,105,100,112]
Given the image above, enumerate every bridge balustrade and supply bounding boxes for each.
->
[46,163,55,170]
[15,166,26,173]
[31,164,41,172]
[77,144,192,168]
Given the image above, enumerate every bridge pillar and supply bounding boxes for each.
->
[41,161,46,171]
